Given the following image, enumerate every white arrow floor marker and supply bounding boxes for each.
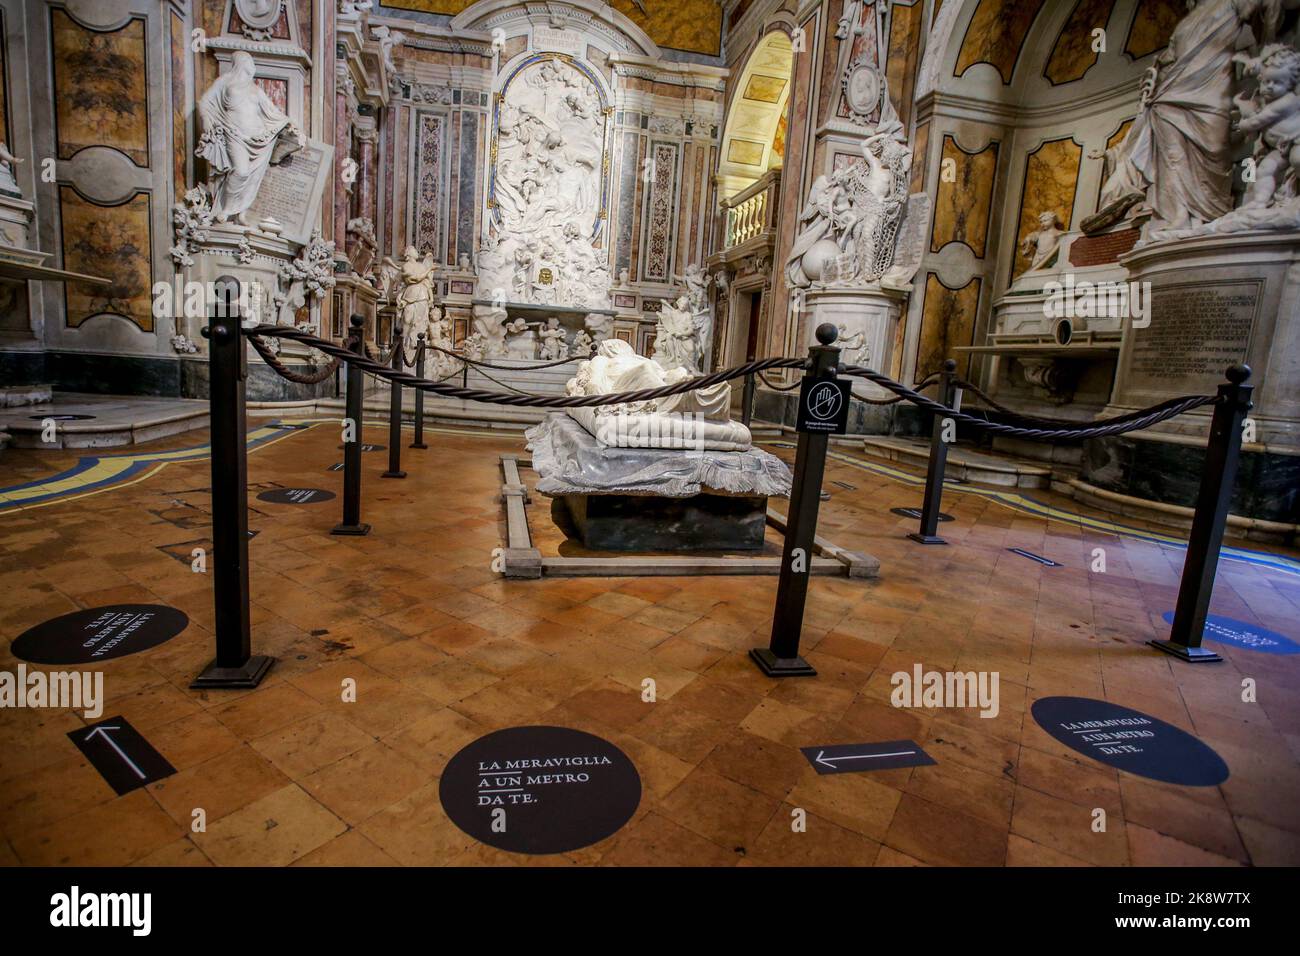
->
[816,749,916,768]
[85,726,146,779]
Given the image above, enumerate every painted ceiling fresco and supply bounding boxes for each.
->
[382,2,723,57]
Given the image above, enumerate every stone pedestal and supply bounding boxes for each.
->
[1080,232,1300,526]
[803,286,906,399]
[556,493,768,551]
[1109,231,1300,449]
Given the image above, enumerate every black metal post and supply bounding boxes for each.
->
[410,333,428,449]
[741,370,756,427]
[191,276,274,689]
[750,324,840,678]
[382,325,406,479]
[332,315,371,536]
[1149,365,1253,663]
[462,358,469,389]
[908,358,959,545]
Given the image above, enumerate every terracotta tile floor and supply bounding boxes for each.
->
[2,418,1299,867]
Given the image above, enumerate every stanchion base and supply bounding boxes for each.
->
[749,647,817,677]
[190,654,275,689]
[330,522,371,536]
[907,532,948,546]
[381,470,407,479]
[1147,639,1223,663]
[409,442,428,450]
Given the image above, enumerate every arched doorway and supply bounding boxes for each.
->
[710,29,794,395]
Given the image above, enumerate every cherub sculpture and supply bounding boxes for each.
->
[1234,44,1300,210]
[538,317,569,360]
[1019,210,1066,272]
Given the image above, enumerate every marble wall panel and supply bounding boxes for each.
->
[916,272,981,379]
[955,0,1046,83]
[886,0,924,128]
[413,112,445,257]
[1124,0,1183,60]
[641,141,679,282]
[1044,0,1115,85]
[51,10,149,167]
[59,187,153,332]
[930,134,999,258]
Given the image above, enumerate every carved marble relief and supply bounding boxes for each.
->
[955,0,1047,83]
[930,135,999,257]
[51,11,150,167]
[1013,137,1082,279]
[917,273,981,379]
[1044,0,1116,85]
[60,187,153,332]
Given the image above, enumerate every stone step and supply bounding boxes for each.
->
[862,435,1052,488]
[1,384,53,407]
[0,394,209,449]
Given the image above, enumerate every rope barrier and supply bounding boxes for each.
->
[839,363,1217,440]
[246,332,350,385]
[243,324,807,407]
[424,342,594,371]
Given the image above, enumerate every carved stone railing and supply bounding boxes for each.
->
[720,169,781,251]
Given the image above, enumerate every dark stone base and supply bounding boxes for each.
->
[1082,433,1299,527]
[557,493,768,551]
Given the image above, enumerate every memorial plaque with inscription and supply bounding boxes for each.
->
[248,138,335,245]
[1127,280,1258,396]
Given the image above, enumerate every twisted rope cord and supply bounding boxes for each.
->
[246,332,349,385]
[758,371,800,392]
[425,342,594,370]
[839,364,1217,440]
[244,324,807,407]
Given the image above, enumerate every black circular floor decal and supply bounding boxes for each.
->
[440,726,641,854]
[256,487,336,504]
[1032,696,1228,787]
[11,605,188,665]
[28,413,95,421]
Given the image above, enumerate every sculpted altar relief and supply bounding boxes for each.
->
[477,55,613,311]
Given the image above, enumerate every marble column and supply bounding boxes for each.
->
[333,65,354,258]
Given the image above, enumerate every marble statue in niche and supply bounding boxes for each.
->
[785,109,912,289]
[197,52,302,227]
[539,317,569,360]
[0,142,23,199]
[381,246,438,355]
[1082,0,1297,238]
[478,57,611,310]
[1019,211,1066,272]
[652,295,703,374]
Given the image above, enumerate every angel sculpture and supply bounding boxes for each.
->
[379,246,437,355]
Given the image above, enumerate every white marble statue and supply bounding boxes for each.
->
[196,52,302,227]
[504,316,536,358]
[380,246,437,355]
[652,295,702,374]
[538,317,569,360]
[785,106,911,289]
[563,339,750,451]
[571,329,596,357]
[1020,211,1066,272]
[1084,0,1298,237]
[476,56,611,310]
[835,324,869,366]
[0,141,23,197]
[472,306,509,356]
[372,25,406,76]
[674,262,712,313]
